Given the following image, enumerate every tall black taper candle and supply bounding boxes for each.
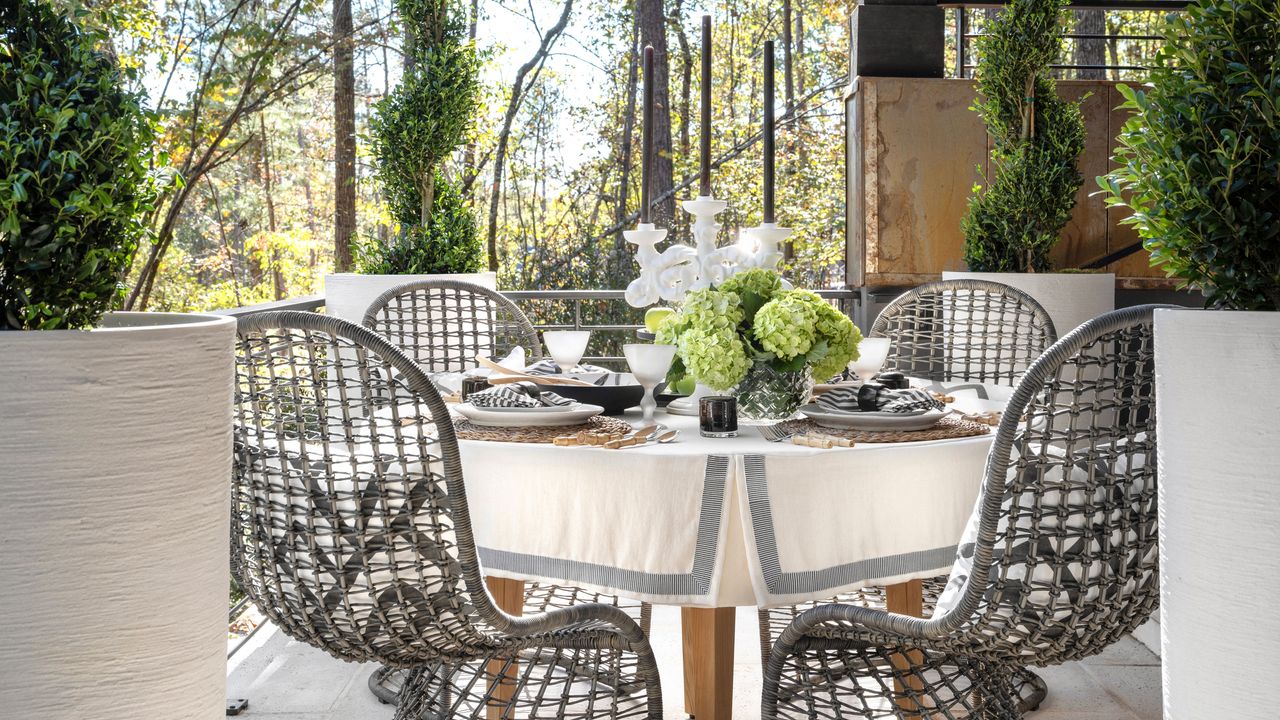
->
[762,40,775,224]
[640,45,655,224]
[699,16,712,197]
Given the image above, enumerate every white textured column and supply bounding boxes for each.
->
[0,312,235,719]
[1155,308,1280,719]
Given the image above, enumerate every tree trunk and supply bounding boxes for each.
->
[673,0,691,239]
[783,0,794,111]
[462,0,480,195]
[1074,10,1107,80]
[258,114,285,299]
[637,0,674,227]
[206,176,242,307]
[794,1,805,99]
[333,0,356,272]
[485,0,574,271]
[613,11,640,262]
[419,172,437,227]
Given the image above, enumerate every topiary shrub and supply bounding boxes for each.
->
[365,0,482,275]
[961,0,1087,273]
[354,172,483,274]
[0,0,155,330]
[1099,0,1279,310]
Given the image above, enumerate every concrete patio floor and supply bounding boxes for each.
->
[227,605,1160,719]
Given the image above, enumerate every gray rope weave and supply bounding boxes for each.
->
[360,278,652,705]
[361,279,542,372]
[761,305,1167,720]
[759,278,1060,708]
[870,279,1058,385]
[231,311,661,719]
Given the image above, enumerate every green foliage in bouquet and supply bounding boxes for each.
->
[0,0,155,330]
[961,0,1086,273]
[655,269,863,391]
[1098,0,1279,310]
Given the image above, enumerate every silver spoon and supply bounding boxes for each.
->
[651,429,679,443]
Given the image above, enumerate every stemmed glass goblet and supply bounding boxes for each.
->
[543,330,591,373]
[849,337,891,383]
[623,343,677,424]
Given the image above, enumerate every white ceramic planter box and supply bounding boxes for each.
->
[325,272,497,324]
[1155,308,1280,719]
[0,312,235,719]
[943,271,1115,337]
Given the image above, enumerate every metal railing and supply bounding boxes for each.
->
[506,288,859,367]
[948,2,1186,80]
[217,288,859,368]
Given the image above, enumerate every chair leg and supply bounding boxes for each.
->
[369,665,404,705]
[1012,666,1048,712]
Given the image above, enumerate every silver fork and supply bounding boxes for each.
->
[757,423,798,442]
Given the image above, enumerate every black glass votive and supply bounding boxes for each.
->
[460,376,491,401]
[699,396,739,438]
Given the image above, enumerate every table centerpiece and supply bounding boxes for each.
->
[653,268,862,422]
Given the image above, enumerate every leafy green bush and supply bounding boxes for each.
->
[961,0,1086,273]
[0,0,154,330]
[1099,0,1279,310]
[354,172,483,274]
[366,0,482,274]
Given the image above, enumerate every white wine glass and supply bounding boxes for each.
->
[543,330,591,372]
[849,337,891,383]
[623,343,677,423]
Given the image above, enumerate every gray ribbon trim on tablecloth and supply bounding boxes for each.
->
[743,454,957,596]
[477,454,730,597]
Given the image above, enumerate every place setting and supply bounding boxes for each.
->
[445,329,681,444]
[758,336,1003,444]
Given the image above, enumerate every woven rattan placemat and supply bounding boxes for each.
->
[454,415,634,443]
[776,415,991,444]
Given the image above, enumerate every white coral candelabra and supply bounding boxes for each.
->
[624,197,790,308]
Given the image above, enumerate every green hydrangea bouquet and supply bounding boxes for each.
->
[654,269,863,416]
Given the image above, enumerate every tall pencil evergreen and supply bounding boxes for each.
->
[363,0,483,274]
[961,0,1086,273]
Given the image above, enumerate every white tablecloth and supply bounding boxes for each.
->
[460,384,1010,608]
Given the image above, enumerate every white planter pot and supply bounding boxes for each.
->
[1155,308,1280,719]
[0,312,235,719]
[943,271,1115,337]
[325,272,497,324]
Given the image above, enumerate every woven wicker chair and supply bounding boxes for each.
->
[758,279,1060,706]
[360,279,652,704]
[232,311,661,720]
[361,279,542,372]
[872,279,1057,385]
[762,305,1163,720]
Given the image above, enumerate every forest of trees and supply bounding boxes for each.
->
[63,0,1169,313]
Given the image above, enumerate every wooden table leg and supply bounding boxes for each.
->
[681,607,735,720]
[486,576,524,720]
[885,579,926,719]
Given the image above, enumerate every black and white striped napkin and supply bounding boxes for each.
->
[467,382,576,409]
[816,383,944,415]
[524,359,612,376]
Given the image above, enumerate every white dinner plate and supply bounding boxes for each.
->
[799,403,950,431]
[453,402,603,427]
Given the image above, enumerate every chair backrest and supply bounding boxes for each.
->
[934,305,1166,665]
[361,279,542,372]
[231,311,504,664]
[871,279,1057,385]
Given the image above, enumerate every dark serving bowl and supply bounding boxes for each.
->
[533,373,646,415]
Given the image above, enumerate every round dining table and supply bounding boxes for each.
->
[458,384,1010,720]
